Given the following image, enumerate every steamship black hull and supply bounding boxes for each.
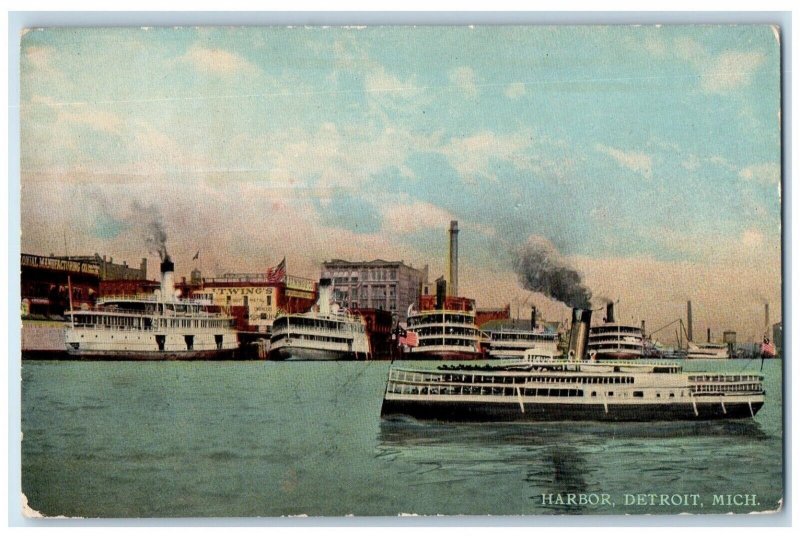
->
[64,349,238,361]
[380,398,764,422]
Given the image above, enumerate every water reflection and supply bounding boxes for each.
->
[376,418,768,515]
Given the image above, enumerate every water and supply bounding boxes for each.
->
[21,359,783,517]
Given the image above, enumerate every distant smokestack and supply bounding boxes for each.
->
[435,278,447,310]
[568,308,593,361]
[447,220,459,297]
[765,303,770,331]
[606,301,615,323]
[531,306,537,331]
[707,327,711,343]
[687,301,693,342]
[641,320,646,336]
[160,256,175,301]
[318,278,332,315]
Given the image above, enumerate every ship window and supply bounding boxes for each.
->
[591,391,596,397]
[633,391,644,398]
[607,391,614,397]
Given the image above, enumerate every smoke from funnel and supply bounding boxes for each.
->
[512,236,592,309]
[132,201,169,261]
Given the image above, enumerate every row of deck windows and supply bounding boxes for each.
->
[390,371,635,385]
[271,333,352,345]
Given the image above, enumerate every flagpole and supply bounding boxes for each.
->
[67,275,75,329]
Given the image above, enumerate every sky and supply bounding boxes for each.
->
[20,25,782,342]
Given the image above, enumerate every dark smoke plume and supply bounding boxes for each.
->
[512,236,592,309]
[132,201,169,261]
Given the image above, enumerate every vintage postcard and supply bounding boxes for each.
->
[19,25,783,518]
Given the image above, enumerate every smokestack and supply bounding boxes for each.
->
[641,320,646,336]
[765,303,770,330]
[568,308,593,361]
[447,220,459,297]
[531,306,537,331]
[687,301,693,342]
[318,278,332,315]
[435,278,447,310]
[606,301,615,323]
[160,256,175,301]
[707,327,711,343]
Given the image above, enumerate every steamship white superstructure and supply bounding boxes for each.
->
[487,328,559,359]
[686,341,730,360]
[380,348,765,422]
[586,302,644,360]
[269,279,371,360]
[405,308,483,361]
[64,258,238,360]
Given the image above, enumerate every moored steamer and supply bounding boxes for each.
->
[64,257,238,360]
[269,279,371,360]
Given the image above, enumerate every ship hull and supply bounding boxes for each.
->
[64,348,238,361]
[270,346,369,361]
[402,350,484,361]
[381,398,763,422]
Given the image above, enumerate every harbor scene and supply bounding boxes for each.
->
[17,25,782,518]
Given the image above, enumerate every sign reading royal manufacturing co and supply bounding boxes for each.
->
[21,254,100,276]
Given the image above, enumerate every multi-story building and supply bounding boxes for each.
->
[197,273,317,333]
[56,253,147,280]
[320,259,427,321]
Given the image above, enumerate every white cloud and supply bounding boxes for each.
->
[504,82,526,99]
[382,200,454,234]
[449,66,478,99]
[595,144,653,179]
[739,162,781,185]
[701,51,766,93]
[179,45,259,76]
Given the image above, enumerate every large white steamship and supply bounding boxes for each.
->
[64,258,238,360]
[381,308,765,422]
[586,302,644,360]
[269,279,371,360]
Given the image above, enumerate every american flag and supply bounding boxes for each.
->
[266,258,286,284]
[400,330,419,348]
[761,337,776,358]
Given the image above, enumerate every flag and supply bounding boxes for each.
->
[192,250,200,260]
[761,337,776,358]
[267,257,286,284]
[400,330,419,348]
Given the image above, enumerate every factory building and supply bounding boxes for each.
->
[54,253,147,280]
[197,273,317,333]
[21,253,101,318]
[320,259,427,321]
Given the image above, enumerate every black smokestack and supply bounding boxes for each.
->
[435,278,447,310]
[606,302,615,323]
[160,255,174,274]
[512,236,592,309]
[531,306,537,331]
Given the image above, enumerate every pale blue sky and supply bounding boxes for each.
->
[20,25,782,338]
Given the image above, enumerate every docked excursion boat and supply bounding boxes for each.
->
[64,257,238,360]
[269,278,371,360]
[380,308,765,422]
[586,302,644,360]
[404,305,482,361]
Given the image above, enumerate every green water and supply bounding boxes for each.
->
[21,359,783,517]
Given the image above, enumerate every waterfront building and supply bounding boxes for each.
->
[320,259,427,321]
[198,272,317,333]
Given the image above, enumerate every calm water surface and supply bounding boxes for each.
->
[21,359,783,517]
